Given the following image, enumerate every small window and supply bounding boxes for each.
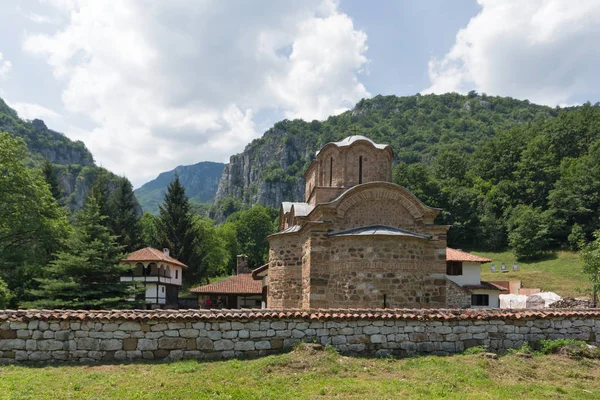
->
[329,157,333,186]
[471,294,489,306]
[359,156,363,184]
[446,261,463,276]
[175,270,178,279]
[162,286,165,293]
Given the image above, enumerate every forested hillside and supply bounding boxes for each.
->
[214,93,553,213]
[214,93,600,257]
[0,98,139,213]
[135,161,225,215]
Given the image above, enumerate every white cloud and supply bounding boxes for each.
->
[423,0,600,106]
[22,0,369,186]
[0,52,12,79]
[10,101,60,120]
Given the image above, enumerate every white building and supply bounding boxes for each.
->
[445,248,507,308]
[120,247,187,309]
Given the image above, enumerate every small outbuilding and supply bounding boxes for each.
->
[445,248,507,308]
[120,247,187,309]
[191,256,262,309]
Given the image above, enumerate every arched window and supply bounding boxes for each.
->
[359,156,363,184]
[329,157,333,186]
[166,266,172,278]
[134,263,144,276]
[147,262,157,276]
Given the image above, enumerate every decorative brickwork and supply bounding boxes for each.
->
[270,136,449,310]
[1,309,599,363]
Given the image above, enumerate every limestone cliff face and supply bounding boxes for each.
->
[0,98,140,214]
[215,124,317,208]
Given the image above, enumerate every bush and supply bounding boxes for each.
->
[0,277,12,308]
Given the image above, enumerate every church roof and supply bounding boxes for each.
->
[315,135,391,156]
[328,225,431,239]
[122,247,188,268]
[291,203,314,217]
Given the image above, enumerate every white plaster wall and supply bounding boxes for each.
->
[470,289,500,308]
[447,262,482,286]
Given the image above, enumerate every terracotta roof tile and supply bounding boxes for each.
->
[122,247,188,268]
[190,274,262,295]
[446,248,492,263]
[1,308,599,322]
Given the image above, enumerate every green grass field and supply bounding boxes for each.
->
[475,250,591,298]
[1,345,599,399]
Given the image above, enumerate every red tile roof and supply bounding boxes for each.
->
[446,248,492,263]
[122,247,188,268]
[190,274,262,295]
[1,308,599,322]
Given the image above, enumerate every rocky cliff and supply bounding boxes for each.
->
[0,98,140,213]
[135,161,225,214]
[214,93,553,210]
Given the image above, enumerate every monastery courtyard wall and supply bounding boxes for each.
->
[1,309,599,363]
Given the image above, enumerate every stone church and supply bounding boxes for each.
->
[257,135,449,309]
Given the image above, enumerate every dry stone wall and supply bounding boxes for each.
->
[1,309,599,364]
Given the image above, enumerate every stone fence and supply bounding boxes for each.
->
[1,308,599,363]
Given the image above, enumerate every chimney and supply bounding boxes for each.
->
[163,248,170,258]
[236,255,251,275]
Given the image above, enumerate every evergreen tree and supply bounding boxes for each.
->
[26,195,138,309]
[90,167,111,222]
[109,178,142,252]
[41,159,62,201]
[158,175,198,284]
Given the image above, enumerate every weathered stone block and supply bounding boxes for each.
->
[214,339,234,351]
[196,338,214,351]
[157,337,186,350]
[180,329,200,338]
[123,338,138,351]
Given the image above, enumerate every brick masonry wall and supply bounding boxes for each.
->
[1,309,599,363]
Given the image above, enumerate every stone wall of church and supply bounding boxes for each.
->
[308,235,447,309]
[267,234,303,309]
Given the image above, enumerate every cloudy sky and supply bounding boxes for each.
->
[0,0,599,187]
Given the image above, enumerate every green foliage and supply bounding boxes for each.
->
[0,277,11,309]
[506,205,550,260]
[139,212,161,248]
[0,132,70,306]
[463,346,487,355]
[26,195,139,309]
[226,205,277,268]
[42,159,62,201]
[539,339,588,355]
[580,230,600,306]
[568,224,586,251]
[108,178,142,252]
[158,176,200,285]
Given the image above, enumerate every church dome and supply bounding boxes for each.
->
[315,135,391,156]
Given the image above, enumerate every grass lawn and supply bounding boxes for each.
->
[476,250,591,298]
[1,346,599,399]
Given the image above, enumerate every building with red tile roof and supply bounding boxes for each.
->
[120,247,186,309]
[190,255,263,309]
[445,248,506,308]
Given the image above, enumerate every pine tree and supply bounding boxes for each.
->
[26,195,139,309]
[158,175,197,284]
[109,178,142,253]
[41,159,62,201]
[90,167,111,223]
